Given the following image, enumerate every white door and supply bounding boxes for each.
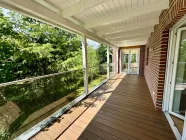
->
[163,21,186,140]
[120,49,139,74]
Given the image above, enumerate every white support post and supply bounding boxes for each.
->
[182,111,186,140]
[128,50,131,74]
[120,49,122,73]
[107,46,110,79]
[82,35,89,94]
[116,48,119,73]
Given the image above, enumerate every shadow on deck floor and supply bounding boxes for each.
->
[31,74,175,140]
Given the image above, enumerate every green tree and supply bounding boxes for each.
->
[96,44,107,65]
[0,8,108,140]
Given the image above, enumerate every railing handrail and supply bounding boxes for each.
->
[0,68,84,87]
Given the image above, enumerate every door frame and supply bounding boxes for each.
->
[120,48,140,74]
[163,14,186,140]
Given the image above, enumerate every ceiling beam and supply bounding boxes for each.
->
[117,41,147,47]
[33,0,60,14]
[61,0,110,18]
[97,19,158,35]
[0,0,116,47]
[84,0,169,29]
[114,38,148,43]
[34,0,83,25]
[109,33,150,42]
[104,27,154,39]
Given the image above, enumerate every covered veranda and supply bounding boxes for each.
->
[0,0,185,140]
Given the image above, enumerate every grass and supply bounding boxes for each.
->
[88,75,107,89]
[74,74,107,96]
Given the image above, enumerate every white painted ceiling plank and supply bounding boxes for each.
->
[104,27,154,39]
[84,0,169,29]
[97,19,158,35]
[109,33,150,41]
[124,0,132,10]
[46,0,72,10]
[107,1,117,15]
[104,2,113,16]
[137,0,145,7]
[131,0,138,9]
[93,6,105,18]
[61,0,111,18]
[114,37,149,42]
[118,41,147,47]
[143,0,150,5]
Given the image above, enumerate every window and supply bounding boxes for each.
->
[146,47,149,66]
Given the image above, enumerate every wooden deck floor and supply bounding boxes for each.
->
[31,74,175,140]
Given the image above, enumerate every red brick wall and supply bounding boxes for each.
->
[144,0,186,110]
[139,45,145,75]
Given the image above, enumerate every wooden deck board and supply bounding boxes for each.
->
[99,107,172,131]
[31,74,175,140]
[95,113,174,138]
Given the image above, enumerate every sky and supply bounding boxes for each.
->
[87,39,100,48]
[2,8,9,16]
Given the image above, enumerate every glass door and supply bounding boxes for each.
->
[121,49,139,74]
[169,27,186,120]
[121,50,129,73]
[129,49,139,74]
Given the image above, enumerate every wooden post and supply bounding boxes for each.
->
[107,46,110,79]
[82,35,89,94]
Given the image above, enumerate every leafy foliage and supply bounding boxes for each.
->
[0,8,107,139]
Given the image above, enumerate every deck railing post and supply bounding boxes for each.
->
[182,110,186,140]
[107,46,110,79]
[82,35,89,94]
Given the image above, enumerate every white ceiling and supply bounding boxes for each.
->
[0,0,169,47]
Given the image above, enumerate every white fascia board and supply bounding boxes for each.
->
[0,0,116,47]
[104,27,154,39]
[61,0,111,18]
[109,33,150,42]
[84,0,169,29]
[97,19,158,35]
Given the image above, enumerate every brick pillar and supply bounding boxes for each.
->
[139,45,145,75]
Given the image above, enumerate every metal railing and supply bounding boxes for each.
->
[88,63,107,93]
[0,68,84,87]
[0,68,85,139]
[0,64,113,140]
[109,62,117,78]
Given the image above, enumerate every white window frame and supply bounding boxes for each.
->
[163,14,186,140]
[168,27,186,120]
[182,111,186,140]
